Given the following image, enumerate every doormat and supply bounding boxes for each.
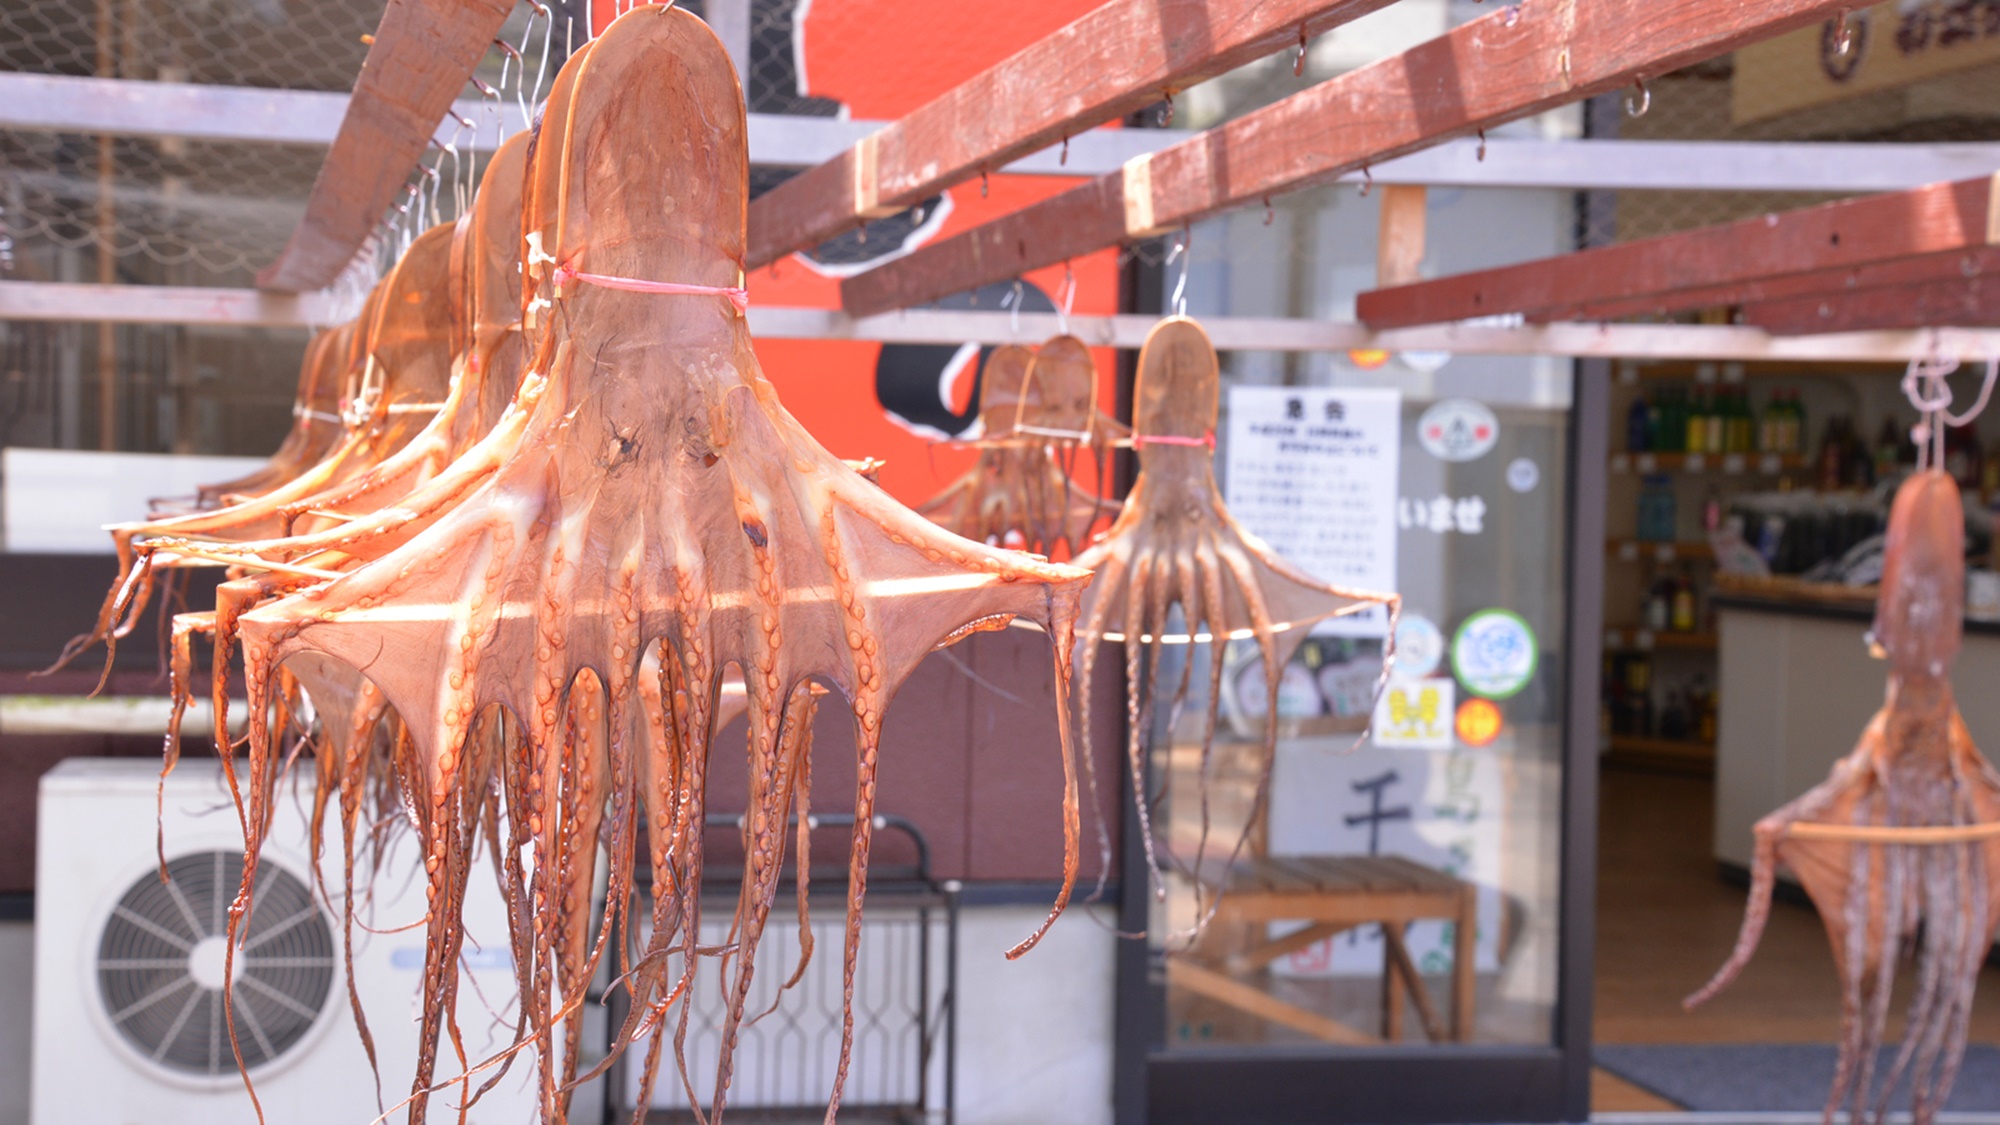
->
[1595,1044,2000,1113]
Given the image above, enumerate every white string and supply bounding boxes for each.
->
[1167,229,1190,317]
[1901,352,1999,473]
[1058,264,1075,336]
[1004,279,1023,337]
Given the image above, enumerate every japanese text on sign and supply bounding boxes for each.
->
[1224,386,1401,637]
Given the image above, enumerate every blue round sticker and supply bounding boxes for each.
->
[1450,609,1538,700]
[1393,613,1445,679]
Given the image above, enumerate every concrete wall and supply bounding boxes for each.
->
[955,904,1117,1125]
[0,921,29,1125]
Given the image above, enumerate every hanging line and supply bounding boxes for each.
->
[1167,227,1190,317]
[1049,262,1075,338]
[1902,351,1998,472]
[553,261,749,314]
[1004,279,1024,337]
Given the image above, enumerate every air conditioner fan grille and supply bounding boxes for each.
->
[96,850,335,1076]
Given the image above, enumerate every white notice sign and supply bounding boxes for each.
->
[1223,386,1400,637]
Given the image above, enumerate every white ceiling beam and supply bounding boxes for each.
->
[6,73,2000,192]
[0,281,334,328]
[8,280,1996,362]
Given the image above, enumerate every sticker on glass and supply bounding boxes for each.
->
[1507,457,1540,493]
[1450,608,1538,700]
[1455,697,1504,747]
[1399,350,1452,374]
[1393,613,1445,679]
[1373,676,1454,750]
[1417,399,1499,462]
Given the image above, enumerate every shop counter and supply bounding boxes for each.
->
[1713,591,2000,874]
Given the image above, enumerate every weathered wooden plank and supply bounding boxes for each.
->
[1360,175,2000,327]
[258,0,515,292]
[1376,185,1427,287]
[1743,276,2000,335]
[841,0,1862,317]
[1525,244,2000,324]
[745,0,1396,270]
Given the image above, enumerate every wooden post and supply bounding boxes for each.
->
[839,0,1863,317]
[1375,185,1426,288]
[94,0,116,451]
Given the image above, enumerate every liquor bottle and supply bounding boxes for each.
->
[1818,416,1846,492]
[1671,570,1697,632]
[1874,416,1902,483]
[1685,391,1706,453]
[1704,390,1726,454]
[1627,391,1651,453]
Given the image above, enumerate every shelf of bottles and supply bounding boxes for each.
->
[1603,627,1718,653]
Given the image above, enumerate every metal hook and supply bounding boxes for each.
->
[1624,77,1650,119]
[1005,280,1024,337]
[980,167,990,198]
[1358,164,1372,197]
[1477,128,1487,162]
[1263,197,1275,226]
[1159,90,1174,127]
[1060,134,1069,166]
[1294,23,1309,77]
[1832,8,1857,54]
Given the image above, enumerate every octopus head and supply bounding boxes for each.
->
[1133,315,1219,446]
[1874,468,1965,678]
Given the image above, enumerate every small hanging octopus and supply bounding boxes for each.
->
[1069,315,1397,919]
[918,335,1123,557]
[1690,467,2000,1125]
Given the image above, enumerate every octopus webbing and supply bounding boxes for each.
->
[917,336,1121,558]
[213,9,1088,1122]
[1689,469,2000,1125]
[1069,316,1397,922]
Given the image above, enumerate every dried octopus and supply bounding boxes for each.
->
[918,335,1124,558]
[1069,316,1397,919]
[1689,468,2000,1125]
[186,10,1089,1123]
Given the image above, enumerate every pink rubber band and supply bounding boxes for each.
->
[1133,431,1215,449]
[555,262,749,313]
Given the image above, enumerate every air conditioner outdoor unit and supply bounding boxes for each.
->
[32,757,538,1124]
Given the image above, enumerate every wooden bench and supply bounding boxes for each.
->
[1169,854,1477,1045]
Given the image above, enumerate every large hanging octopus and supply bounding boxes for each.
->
[1689,468,2000,1125]
[198,10,1089,1122]
[1069,316,1397,918]
[918,335,1122,557]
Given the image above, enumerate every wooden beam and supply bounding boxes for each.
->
[1359,175,2000,328]
[1744,276,2000,335]
[1167,960,1382,1046]
[839,0,1861,317]
[745,0,1398,270]
[0,281,335,327]
[1525,244,2000,324]
[1376,185,1427,287]
[257,0,514,292]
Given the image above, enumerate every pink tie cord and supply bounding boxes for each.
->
[554,261,749,313]
[1133,431,1215,449]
